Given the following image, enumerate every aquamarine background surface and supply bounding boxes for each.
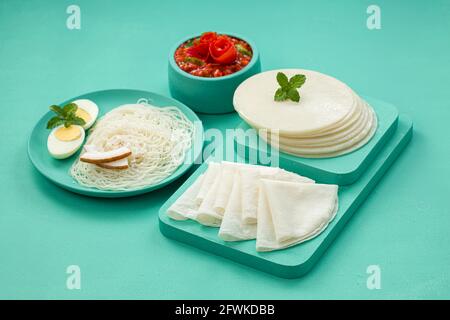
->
[0,0,449,299]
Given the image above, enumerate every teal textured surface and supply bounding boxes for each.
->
[234,96,399,185]
[159,115,412,278]
[27,89,204,197]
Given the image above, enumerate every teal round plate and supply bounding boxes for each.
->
[28,89,204,198]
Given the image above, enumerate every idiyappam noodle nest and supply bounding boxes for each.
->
[70,100,195,191]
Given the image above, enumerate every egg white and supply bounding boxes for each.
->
[47,125,85,159]
[73,99,99,129]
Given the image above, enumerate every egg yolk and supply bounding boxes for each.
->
[55,126,81,141]
[75,108,91,123]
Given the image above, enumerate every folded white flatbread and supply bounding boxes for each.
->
[219,164,314,241]
[218,171,257,241]
[213,161,279,217]
[213,163,236,215]
[195,162,220,206]
[167,161,338,253]
[196,166,224,227]
[241,167,314,224]
[256,179,338,252]
[167,174,204,221]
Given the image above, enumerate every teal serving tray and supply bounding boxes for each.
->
[159,115,413,278]
[234,96,399,185]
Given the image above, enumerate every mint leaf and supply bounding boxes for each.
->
[287,88,300,102]
[50,105,64,116]
[46,116,64,129]
[63,103,78,115]
[70,116,86,126]
[47,102,85,129]
[276,72,289,88]
[289,74,306,88]
[274,72,306,103]
[274,88,287,101]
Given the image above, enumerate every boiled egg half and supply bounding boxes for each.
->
[47,125,85,159]
[72,99,99,130]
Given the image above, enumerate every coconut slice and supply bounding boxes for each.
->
[80,146,132,164]
[96,157,129,170]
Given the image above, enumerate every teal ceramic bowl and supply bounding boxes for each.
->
[168,32,261,114]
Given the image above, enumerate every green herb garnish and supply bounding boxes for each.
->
[184,38,196,48]
[46,103,86,129]
[235,44,252,56]
[274,72,306,103]
[184,56,205,66]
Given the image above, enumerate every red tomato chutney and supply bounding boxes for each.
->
[174,32,253,78]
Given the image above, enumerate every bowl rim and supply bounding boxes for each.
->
[168,32,260,82]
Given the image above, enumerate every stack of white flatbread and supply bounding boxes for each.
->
[167,161,339,252]
[234,69,378,158]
